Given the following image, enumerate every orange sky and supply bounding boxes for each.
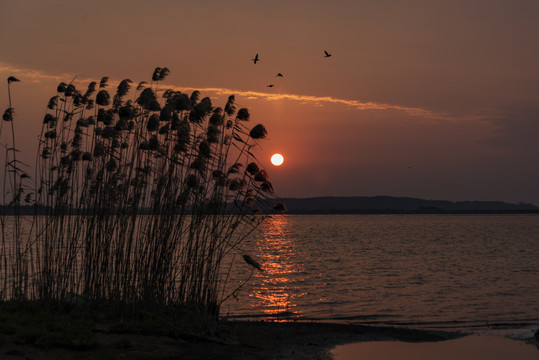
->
[1,0,539,204]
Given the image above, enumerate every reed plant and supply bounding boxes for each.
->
[1,68,283,327]
[1,76,33,301]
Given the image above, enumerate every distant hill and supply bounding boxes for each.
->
[2,197,538,215]
[277,196,539,214]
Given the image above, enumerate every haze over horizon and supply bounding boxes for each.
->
[1,0,539,205]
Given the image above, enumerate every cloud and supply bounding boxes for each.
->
[0,63,95,85]
[0,62,444,119]
[172,86,446,119]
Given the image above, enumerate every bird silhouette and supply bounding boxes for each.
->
[276,73,283,77]
[324,50,332,58]
[252,53,259,64]
[243,254,263,271]
[267,84,274,88]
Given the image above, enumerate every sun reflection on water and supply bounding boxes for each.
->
[248,215,306,318]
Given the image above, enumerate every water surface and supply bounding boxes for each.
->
[223,214,539,329]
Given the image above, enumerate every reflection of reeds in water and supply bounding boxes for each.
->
[0,69,283,323]
[249,215,305,317]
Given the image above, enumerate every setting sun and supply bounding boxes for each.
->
[271,153,284,166]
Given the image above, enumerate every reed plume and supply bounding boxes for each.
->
[0,68,282,329]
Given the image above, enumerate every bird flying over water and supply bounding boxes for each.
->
[252,53,259,64]
[276,73,283,77]
[243,254,263,271]
[267,84,274,88]
[324,50,332,58]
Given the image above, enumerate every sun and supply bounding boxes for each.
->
[271,153,284,166]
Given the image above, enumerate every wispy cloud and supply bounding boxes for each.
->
[173,86,444,118]
[0,63,95,85]
[0,63,444,119]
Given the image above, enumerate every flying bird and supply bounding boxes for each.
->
[267,84,274,88]
[276,73,283,77]
[252,53,259,64]
[324,50,332,58]
[243,254,263,271]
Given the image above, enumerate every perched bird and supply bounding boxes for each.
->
[267,84,274,88]
[324,50,332,58]
[7,76,21,84]
[243,254,263,271]
[252,53,259,64]
[276,73,283,77]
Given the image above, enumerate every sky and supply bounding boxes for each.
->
[1,0,539,204]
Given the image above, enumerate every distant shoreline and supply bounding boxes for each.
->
[278,195,539,215]
[285,209,539,215]
[3,209,538,216]
[2,195,538,216]
[2,207,539,216]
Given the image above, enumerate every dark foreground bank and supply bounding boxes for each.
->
[1,319,467,360]
[2,302,536,360]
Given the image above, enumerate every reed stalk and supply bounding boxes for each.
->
[1,69,283,329]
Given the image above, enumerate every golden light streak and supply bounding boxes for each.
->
[250,215,305,318]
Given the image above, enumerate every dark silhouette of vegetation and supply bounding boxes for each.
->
[277,196,539,214]
[0,68,285,331]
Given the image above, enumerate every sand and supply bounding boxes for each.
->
[332,334,539,360]
[2,321,537,360]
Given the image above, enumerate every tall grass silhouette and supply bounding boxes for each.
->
[1,75,31,301]
[1,68,283,326]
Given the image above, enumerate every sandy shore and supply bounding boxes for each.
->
[2,320,471,360]
[332,333,539,360]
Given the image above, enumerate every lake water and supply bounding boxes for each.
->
[222,214,539,330]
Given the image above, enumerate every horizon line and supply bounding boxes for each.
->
[274,194,537,205]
